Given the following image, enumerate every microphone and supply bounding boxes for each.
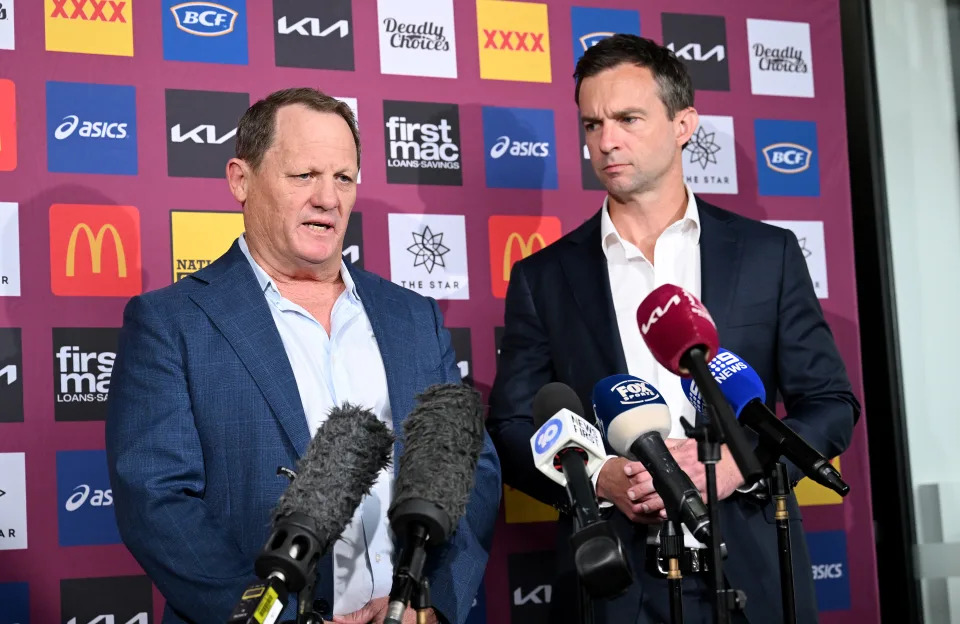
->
[530,382,633,600]
[637,284,764,484]
[592,374,711,543]
[384,384,486,624]
[530,382,607,527]
[680,348,849,496]
[227,404,394,624]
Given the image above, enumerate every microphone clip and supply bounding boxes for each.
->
[568,519,633,599]
[277,466,298,483]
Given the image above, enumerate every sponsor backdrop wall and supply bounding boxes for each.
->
[0,0,878,622]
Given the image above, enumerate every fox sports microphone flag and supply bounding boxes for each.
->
[592,374,711,543]
[636,283,720,376]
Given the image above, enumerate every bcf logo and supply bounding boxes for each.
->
[171,3,238,35]
[754,119,820,196]
[762,143,812,173]
[533,417,562,454]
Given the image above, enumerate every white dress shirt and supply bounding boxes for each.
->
[238,235,395,614]
[593,185,707,548]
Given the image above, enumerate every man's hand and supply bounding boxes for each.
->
[331,597,439,624]
[631,439,745,519]
[596,457,664,524]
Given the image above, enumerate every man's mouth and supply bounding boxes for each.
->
[304,220,334,232]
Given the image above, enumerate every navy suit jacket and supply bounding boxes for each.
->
[106,241,501,624]
[488,199,860,623]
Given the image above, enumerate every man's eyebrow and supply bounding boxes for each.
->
[580,108,648,124]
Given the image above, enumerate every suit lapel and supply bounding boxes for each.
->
[559,212,628,373]
[347,266,416,468]
[697,199,742,337]
[188,243,311,457]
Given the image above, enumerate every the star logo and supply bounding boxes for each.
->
[798,237,813,258]
[407,226,450,274]
[685,126,721,170]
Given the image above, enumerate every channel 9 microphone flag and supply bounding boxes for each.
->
[0,1,876,622]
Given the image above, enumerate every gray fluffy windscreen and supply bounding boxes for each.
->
[272,403,394,552]
[390,383,485,528]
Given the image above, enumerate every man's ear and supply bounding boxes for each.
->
[226,158,250,203]
[675,106,700,147]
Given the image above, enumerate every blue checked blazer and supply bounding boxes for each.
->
[106,241,501,624]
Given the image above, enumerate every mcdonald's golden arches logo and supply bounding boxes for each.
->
[50,203,142,297]
[489,215,561,298]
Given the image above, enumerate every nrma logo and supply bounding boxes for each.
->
[65,484,113,511]
[489,136,549,159]
[612,379,662,405]
[172,2,239,36]
[762,142,812,174]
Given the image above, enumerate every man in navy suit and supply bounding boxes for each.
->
[106,88,501,624]
[488,36,860,623]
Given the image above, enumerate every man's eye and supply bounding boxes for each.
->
[294,173,310,180]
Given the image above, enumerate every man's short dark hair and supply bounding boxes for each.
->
[574,34,694,119]
[235,87,361,171]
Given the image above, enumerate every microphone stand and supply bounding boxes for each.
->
[681,412,746,624]
[412,576,432,624]
[768,460,797,624]
[659,516,684,624]
[573,512,596,624]
[559,451,633,623]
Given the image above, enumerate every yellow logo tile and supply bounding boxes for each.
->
[170,211,244,282]
[477,0,551,83]
[45,0,134,57]
[795,457,844,506]
[504,485,559,523]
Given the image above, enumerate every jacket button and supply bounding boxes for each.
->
[314,599,331,616]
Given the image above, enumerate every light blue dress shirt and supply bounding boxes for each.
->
[238,235,395,616]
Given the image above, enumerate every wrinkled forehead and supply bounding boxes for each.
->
[269,107,358,169]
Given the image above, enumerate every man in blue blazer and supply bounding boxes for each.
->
[106,88,501,624]
[488,36,859,623]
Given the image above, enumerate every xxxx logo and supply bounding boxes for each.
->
[51,0,127,22]
[482,29,544,52]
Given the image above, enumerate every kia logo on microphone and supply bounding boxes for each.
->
[640,294,682,334]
